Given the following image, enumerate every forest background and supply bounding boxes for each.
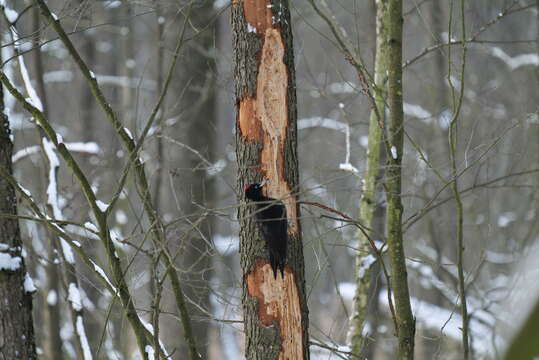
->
[1,0,538,359]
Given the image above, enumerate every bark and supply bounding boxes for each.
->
[348,0,389,356]
[386,0,415,358]
[0,61,37,360]
[43,239,63,359]
[233,1,309,359]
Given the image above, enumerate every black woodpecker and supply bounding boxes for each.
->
[244,179,287,279]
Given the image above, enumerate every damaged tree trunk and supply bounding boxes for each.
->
[232,1,309,359]
[0,62,37,360]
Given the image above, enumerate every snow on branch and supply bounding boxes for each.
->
[139,317,170,358]
[90,260,117,295]
[65,142,100,153]
[298,117,348,133]
[6,18,43,112]
[403,102,432,119]
[68,284,93,359]
[488,46,539,70]
[298,117,359,174]
[43,137,76,265]
[339,118,359,174]
[42,138,61,218]
[12,142,100,163]
[43,70,157,90]
[76,315,93,360]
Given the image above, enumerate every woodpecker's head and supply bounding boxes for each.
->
[244,179,268,201]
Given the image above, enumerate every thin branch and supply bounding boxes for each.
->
[0,68,154,358]
[447,0,469,354]
[404,121,518,229]
[405,168,539,232]
[404,1,534,67]
[300,200,398,331]
[32,0,201,357]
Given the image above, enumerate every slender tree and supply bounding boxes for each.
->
[385,0,415,358]
[348,0,389,355]
[0,53,37,360]
[233,0,309,358]
[447,0,469,357]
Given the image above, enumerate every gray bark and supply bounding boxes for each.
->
[233,1,309,358]
[386,0,415,358]
[0,62,37,360]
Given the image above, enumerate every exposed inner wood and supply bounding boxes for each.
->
[238,28,298,236]
[237,2,305,358]
[257,29,298,237]
[247,260,303,360]
[239,97,261,142]
[243,0,273,34]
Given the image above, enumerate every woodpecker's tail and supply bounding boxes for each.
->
[270,252,286,279]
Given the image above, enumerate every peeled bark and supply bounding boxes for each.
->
[0,68,37,360]
[233,1,309,358]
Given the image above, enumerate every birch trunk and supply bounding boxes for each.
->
[348,0,389,355]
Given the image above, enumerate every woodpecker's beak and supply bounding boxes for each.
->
[259,179,268,187]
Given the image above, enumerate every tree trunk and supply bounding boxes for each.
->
[348,0,389,356]
[386,0,415,358]
[233,1,309,359]
[0,61,37,360]
[43,238,64,359]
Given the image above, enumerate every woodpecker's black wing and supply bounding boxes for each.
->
[255,200,287,279]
